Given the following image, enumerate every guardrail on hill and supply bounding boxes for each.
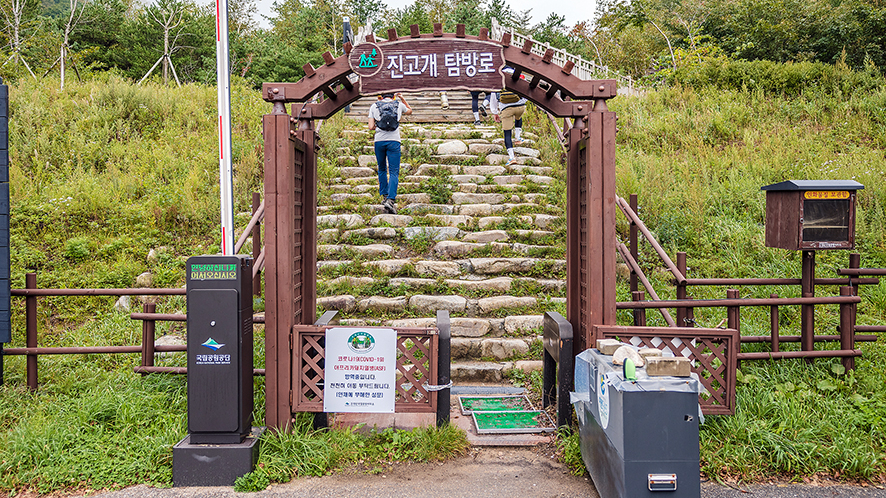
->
[490,19,635,92]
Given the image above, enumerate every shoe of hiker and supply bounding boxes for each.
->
[479,103,488,117]
[489,72,527,172]
[383,198,397,214]
[506,159,518,166]
[474,120,482,126]
[369,92,412,210]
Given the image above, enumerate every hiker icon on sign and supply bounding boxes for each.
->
[359,49,378,68]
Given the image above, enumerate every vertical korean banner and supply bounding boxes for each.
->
[215,0,234,255]
[324,328,397,413]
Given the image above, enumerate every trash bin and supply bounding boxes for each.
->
[571,348,703,498]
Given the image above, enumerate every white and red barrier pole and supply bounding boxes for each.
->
[215,0,234,255]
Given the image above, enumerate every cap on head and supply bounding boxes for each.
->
[381,92,395,98]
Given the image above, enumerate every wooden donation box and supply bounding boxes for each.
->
[762,180,864,250]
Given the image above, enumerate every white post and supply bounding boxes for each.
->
[215,0,234,255]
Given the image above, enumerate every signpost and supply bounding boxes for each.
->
[324,327,397,413]
[348,39,505,94]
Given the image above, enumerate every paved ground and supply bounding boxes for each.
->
[90,446,886,498]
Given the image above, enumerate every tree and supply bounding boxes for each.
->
[0,0,41,78]
[42,0,88,89]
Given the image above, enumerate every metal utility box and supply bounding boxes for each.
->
[185,255,254,444]
[762,180,864,250]
[572,348,701,498]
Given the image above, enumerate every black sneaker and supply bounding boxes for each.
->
[383,198,397,214]
[479,104,488,117]
[474,120,482,126]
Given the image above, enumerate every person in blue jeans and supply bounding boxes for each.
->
[368,92,412,214]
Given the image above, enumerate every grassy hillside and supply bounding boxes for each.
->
[0,72,885,491]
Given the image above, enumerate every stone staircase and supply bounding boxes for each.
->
[319,96,564,386]
[344,91,478,123]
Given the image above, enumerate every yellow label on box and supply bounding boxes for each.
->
[804,190,850,200]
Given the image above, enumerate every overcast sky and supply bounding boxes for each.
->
[254,0,598,31]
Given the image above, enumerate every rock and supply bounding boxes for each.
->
[463,165,507,176]
[504,315,543,334]
[462,230,509,243]
[330,192,372,203]
[639,348,662,360]
[114,295,131,312]
[318,228,340,243]
[357,155,377,168]
[445,277,513,293]
[408,295,467,313]
[350,244,394,258]
[325,276,375,287]
[434,240,483,258]
[415,260,461,277]
[513,146,540,158]
[451,338,483,359]
[596,338,623,355]
[358,296,408,313]
[342,227,397,240]
[135,272,154,288]
[468,143,503,154]
[477,295,537,313]
[401,203,456,215]
[646,356,692,377]
[318,214,364,228]
[478,216,504,229]
[451,362,508,383]
[404,226,461,241]
[432,154,477,163]
[526,174,554,185]
[318,295,357,312]
[340,166,375,178]
[388,277,436,288]
[424,214,470,227]
[492,175,523,185]
[363,259,410,274]
[481,338,529,360]
[534,214,558,229]
[458,204,502,217]
[470,258,536,274]
[612,345,645,367]
[388,318,436,328]
[147,249,159,264]
[437,140,468,155]
[450,317,492,337]
[398,193,432,204]
[513,360,544,373]
[452,192,506,205]
[415,163,459,176]
[485,154,510,165]
[451,174,485,184]
[616,263,631,282]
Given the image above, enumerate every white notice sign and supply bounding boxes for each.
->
[323,327,397,413]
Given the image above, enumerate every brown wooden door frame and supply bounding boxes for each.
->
[260,24,618,429]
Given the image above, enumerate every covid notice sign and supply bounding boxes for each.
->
[323,327,396,413]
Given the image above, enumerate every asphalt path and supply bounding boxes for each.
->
[89,447,886,498]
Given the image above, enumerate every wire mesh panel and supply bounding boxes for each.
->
[292,326,439,413]
[595,326,738,415]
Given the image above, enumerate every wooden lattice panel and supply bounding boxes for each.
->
[595,326,738,415]
[292,326,439,413]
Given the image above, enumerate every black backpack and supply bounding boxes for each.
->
[375,101,399,131]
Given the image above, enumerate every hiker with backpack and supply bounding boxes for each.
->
[369,92,412,214]
[489,68,527,166]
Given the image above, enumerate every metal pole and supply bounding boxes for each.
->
[770,294,779,353]
[216,0,234,255]
[252,192,262,296]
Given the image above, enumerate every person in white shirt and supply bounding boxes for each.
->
[368,92,412,214]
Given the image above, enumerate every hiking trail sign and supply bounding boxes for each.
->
[348,39,505,94]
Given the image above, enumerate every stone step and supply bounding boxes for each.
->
[450,360,543,383]
[315,291,565,317]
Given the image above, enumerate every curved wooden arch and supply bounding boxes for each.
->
[261,24,616,119]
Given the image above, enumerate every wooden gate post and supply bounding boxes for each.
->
[263,105,297,430]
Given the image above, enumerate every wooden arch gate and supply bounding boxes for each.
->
[260,23,617,429]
